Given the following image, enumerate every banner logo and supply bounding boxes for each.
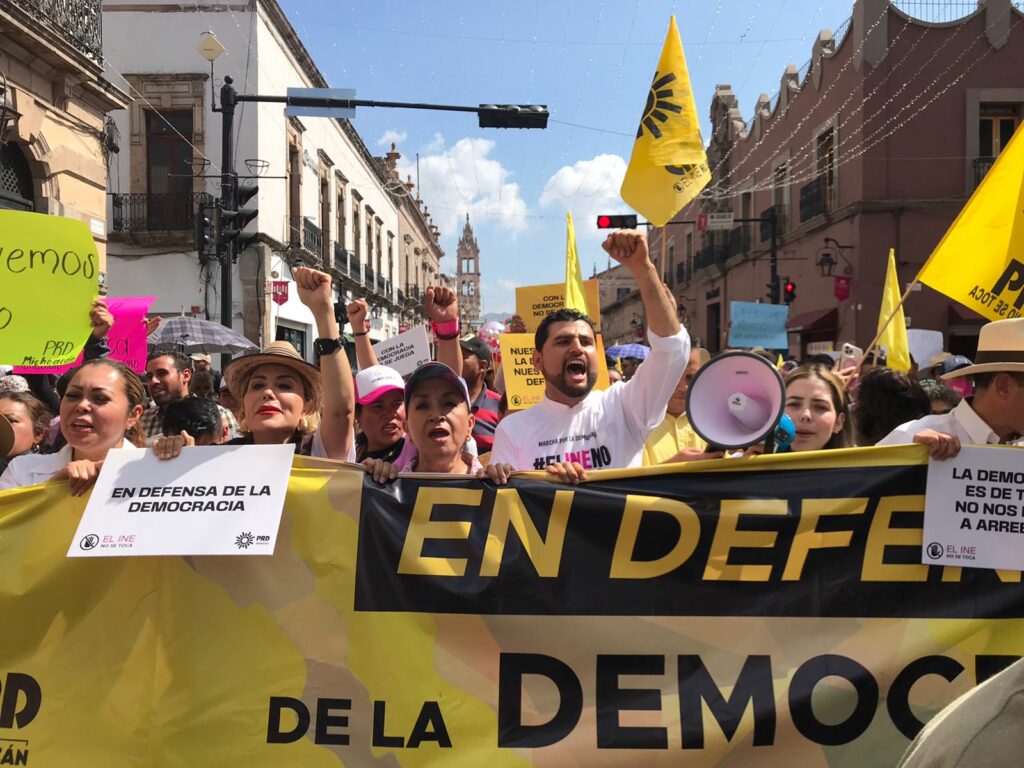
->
[0,673,41,766]
[78,534,98,551]
[926,542,944,560]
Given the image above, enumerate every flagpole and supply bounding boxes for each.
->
[864,279,918,360]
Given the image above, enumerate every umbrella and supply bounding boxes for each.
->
[606,343,650,360]
[148,316,259,354]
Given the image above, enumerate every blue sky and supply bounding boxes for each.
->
[280,0,853,315]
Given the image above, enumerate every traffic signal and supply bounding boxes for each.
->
[478,104,549,129]
[596,214,638,229]
[219,182,259,256]
[194,199,219,258]
[783,279,797,304]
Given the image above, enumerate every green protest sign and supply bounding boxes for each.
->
[0,211,98,366]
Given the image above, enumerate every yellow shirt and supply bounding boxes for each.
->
[643,412,706,466]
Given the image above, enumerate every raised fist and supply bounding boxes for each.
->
[425,285,458,325]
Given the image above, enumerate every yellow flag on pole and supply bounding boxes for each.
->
[620,15,710,227]
[916,126,1024,320]
[565,212,588,314]
[879,249,911,372]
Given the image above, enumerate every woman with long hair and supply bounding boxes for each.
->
[0,391,53,475]
[783,364,853,452]
[0,359,145,494]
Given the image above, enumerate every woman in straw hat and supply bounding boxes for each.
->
[154,267,356,461]
[877,318,1024,458]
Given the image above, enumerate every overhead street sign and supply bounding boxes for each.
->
[707,212,735,230]
[284,88,356,119]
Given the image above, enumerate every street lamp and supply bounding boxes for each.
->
[823,237,855,276]
[815,247,837,277]
[370,305,383,320]
[0,70,22,144]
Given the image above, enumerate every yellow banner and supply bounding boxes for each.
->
[0,210,98,366]
[3,448,1023,766]
[500,333,610,410]
[515,280,601,332]
[917,125,1024,320]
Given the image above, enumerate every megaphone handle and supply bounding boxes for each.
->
[764,429,777,455]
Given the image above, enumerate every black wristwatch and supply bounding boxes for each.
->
[314,336,345,357]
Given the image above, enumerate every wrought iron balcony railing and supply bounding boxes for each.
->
[110,191,207,233]
[11,0,103,62]
[728,225,752,259]
[375,275,387,296]
[974,156,995,188]
[364,264,375,287]
[799,176,828,223]
[302,217,322,259]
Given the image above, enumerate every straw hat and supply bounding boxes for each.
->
[942,318,1024,380]
[222,341,323,408]
[0,413,14,460]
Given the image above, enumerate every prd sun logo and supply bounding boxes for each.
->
[637,72,682,140]
[235,531,256,550]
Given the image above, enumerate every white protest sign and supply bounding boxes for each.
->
[370,324,431,377]
[68,444,295,557]
[922,444,1024,570]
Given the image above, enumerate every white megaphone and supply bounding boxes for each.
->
[686,350,787,450]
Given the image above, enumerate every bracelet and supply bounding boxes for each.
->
[432,319,460,340]
[353,331,368,337]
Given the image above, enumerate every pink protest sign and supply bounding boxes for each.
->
[13,296,156,375]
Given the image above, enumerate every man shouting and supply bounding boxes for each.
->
[490,230,689,480]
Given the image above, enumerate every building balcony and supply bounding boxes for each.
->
[364,264,375,288]
[406,284,421,302]
[375,275,388,296]
[7,0,103,63]
[302,217,322,260]
[799,176,828,223]
[110,191,208,234]
[974,156,995,188]
[694,242,728,272]
[333,242,349,274]
[759,206,786,242]
[727,225,752,259]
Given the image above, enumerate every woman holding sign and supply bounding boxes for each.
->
[0,359,146,494]
[154,267,356,461]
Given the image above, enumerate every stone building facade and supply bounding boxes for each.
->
[456,215,481,330]
[0,0,129,270]
[650,0,1023,357]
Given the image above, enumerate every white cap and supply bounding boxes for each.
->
[355,365,405,405]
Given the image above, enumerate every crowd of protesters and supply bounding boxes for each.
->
[1,230,1022,494]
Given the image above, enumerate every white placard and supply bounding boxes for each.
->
[370,325,431,377]
[922,444,1024,570]
[68,444,295,558]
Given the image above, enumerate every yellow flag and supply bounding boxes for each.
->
[620,16,711,227]
[879,249,911,372]
[917,125,1024,320]
[565,212,588,314]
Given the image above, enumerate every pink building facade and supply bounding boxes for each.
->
[651,0,1023,358]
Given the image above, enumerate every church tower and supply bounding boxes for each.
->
[456,213,481,330]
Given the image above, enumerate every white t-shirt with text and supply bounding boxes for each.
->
[490,328,690,471]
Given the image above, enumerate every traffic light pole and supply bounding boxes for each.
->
[219,79,237,338]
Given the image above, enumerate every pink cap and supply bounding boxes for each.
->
[355,365,405,405]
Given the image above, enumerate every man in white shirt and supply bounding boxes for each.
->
[877,318,1024,458]
[490,230,689,480]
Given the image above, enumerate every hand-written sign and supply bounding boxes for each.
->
[13,295,155,375]
[515,280,602,332]
[923,444,1024,570]
[728,301,790,349]
[500,333,611,411]
[370,325,431,378]
[0,211,99,366]
[68,444,295,557]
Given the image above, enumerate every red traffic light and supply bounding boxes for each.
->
[596,214,638,229]
[784,281,795,292]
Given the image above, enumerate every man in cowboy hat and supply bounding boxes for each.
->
[877,318,1024,458]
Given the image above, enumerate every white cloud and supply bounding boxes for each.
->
[396,136,529,237]
[376,129,407,147]
[423,132,445,153]
[480,279,517,315]
[540,154,629,238]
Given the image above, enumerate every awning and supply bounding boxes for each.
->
[787,307,838,333]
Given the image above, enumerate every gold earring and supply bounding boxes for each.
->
[299,415,310,432]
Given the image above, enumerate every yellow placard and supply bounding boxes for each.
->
[917,125,1024,320]
[500,332,610,411]
[515,279,601,332]
[0,211,98,366]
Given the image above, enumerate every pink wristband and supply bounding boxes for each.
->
[432,319,460,339]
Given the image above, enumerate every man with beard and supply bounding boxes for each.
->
[490,230,689,479]
[140,347,238,441]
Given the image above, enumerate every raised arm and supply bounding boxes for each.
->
[346,298,378,370]
[602,230,680,338]
[425,285,463,375]
[294,267,355,459]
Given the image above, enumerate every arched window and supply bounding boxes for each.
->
[0,143,34,211]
